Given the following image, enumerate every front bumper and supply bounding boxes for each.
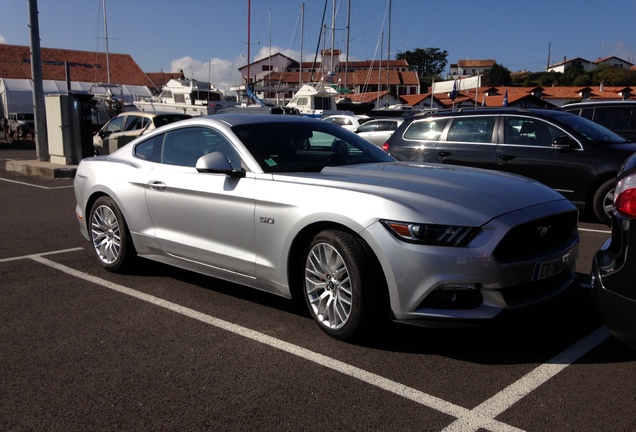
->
[362,201,579,324]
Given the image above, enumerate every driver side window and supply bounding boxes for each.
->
[105,116,124,134]
[160,127,243,169]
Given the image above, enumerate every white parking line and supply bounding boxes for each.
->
[442,326,610,431]
[0,176,74,189]
[11,249,610,432]
[579,227,611,234]
[0,247,84,263]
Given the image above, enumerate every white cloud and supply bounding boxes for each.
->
[0,35,7,44]
[169,56,241,96]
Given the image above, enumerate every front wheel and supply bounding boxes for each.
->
[89,196,136,272]
[593,179,615,226]
[303,230,377,341]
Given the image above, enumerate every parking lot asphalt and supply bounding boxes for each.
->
[1,139,635,431]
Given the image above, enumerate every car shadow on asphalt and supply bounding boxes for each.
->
[125,258,635,364]
[370,280,606,361]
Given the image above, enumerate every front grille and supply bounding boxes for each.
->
[493,211,578,264]
[498,265,575,308]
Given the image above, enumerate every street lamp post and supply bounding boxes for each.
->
[28,0,49,161]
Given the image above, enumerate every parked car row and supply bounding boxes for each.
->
[382,108,636,225]
[80,108,636,348]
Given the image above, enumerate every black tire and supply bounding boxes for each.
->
[89,196,136,272]
[593,179,615,226]
[303,229,378,341]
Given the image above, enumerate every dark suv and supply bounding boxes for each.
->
[561,101,636,141]
[383,108,636,224]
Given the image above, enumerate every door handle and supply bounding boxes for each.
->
[437,151,451,158]
[148,181,166,191]
[498,155,516,162]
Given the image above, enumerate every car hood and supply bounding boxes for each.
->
[277,162,570,226]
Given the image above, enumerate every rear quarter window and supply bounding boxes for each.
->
[404,119,446,141]
[447,117,495,143]
[593,107,635,131]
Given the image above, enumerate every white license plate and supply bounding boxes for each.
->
[533,253,571,281]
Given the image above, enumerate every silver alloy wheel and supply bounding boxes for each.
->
[305,242,353,330]
[602,188,615,220]
[91,204,121,265]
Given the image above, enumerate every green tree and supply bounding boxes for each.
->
[561,65,585,85]
[537,71,562,87]
[591,64,631,86]
[482,63,512,86]
[396,48,449,78]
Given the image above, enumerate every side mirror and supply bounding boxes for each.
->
[196,151,245,178]
[552,135,576,149]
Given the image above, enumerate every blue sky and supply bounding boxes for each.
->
[1,0,635,92]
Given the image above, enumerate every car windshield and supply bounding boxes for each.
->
[551,112,627,143]
[232,121,394,173]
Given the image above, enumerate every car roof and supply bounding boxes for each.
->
[200,113,324,127]
[114,111,192,119]
[413,107,572,120]
[395,107,585,129]
[561,100,636,108]
[324,114,369,119]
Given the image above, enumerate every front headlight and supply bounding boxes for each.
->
[381,220,481,247]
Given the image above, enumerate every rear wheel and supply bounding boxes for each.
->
[593,179,615,226]
[89,196,136,272]
[303,230,377,341]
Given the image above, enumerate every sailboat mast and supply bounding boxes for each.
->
[102,0,110,84]
[330,0,335,68]
[247,0,251,86]
[386,0,391,107]
[344,0,350,90]
[300,3,304,86]
[378,31,383,105]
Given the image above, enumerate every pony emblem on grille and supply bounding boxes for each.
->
[536,225,551,239]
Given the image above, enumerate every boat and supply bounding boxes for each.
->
[286,82,353,118]
[134,76,237,116]
[336,98,375,115]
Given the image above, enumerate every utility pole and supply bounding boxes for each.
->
[386,0,391,107]
[28,0,49,161]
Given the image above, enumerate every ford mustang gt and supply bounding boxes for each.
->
[74,114,580,341]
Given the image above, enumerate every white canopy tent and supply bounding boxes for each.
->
[0,78,152,117]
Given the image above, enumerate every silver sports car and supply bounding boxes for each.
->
[74,114,580,341]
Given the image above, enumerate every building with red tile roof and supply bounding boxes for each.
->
[236,52,421,106]
[0,44,154,87]
[417,85,635,110]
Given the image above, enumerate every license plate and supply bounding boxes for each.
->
[533,253,571,281]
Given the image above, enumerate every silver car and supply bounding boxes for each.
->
[94,111,191,155]
[323,114,371,131]
[354,118,404,146]
[74,115,579,341]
